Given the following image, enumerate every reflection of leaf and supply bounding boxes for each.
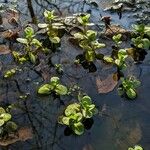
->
[0,127,32,146]
[96,74,118,93]
[0,45,11,55]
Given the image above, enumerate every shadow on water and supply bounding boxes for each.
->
[0,0,150,150]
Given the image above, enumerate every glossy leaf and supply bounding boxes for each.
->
[0,113,12,122]
[38,84,52,95]
[55,84,68,95]
[16,38,28,44]
[72,122,84,135]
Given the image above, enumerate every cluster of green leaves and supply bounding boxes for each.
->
[104,49,128,70]
[0,107,18,138]
[15,27,46,64]
[128,145,143,150]
[38,77,68,96]
[112,34,122,48]
[54,64,63,74]
[58,95,98,135]
[118,76,141,99]
[4,68,17,78]
[132,24,150,50]
[38,10,65,44]
[74,14,105,63]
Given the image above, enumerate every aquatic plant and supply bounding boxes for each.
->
[128,145,143,150]
[112,34,122,48]
[0,107,18,138]
[132,24,150,50]
[38,77,68,96]
[118,76,141,99]
[4,68,17,78]
[58,95,98,135]
[15,27,45,64]
[74,14,105,72]
[54,64,64,74]
[38,10,65,45]
[104,49,128,70]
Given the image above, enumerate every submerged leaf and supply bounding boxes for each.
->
[96,74,118,93]
[0,45,11,55]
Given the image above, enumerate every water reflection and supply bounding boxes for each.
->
[0,0,150,150]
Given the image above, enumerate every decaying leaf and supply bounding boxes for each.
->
[0,29,20,39]
[0,127,33,146]
[0,45,11,55]
[3,9,19,25]
[96,73,118,93]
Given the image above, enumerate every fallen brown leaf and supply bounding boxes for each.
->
[0,45,11,55]
[96,73,118,93]
[0,127,33,146]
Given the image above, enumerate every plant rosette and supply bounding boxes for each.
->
[118,76,141,99]
[58,96,98,135]
[0,107,18,138]
[38,77,68,96]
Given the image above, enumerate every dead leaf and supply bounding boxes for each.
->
[128,124,142,145]
[0,29,20,39]
[0,127,33,146]
[0,45,11,55]
[18,127,33,141]
[96,73,118,93]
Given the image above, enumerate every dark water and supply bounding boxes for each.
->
[0,0,150,150]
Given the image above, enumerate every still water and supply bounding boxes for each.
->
[0,0,150,150]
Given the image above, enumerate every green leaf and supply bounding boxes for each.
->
[38,84,52,95]
[50,77,60,84]
[24,27,34,38]
[77,14,90,25]
[28,52,36,64]
[85,50,95,62]
[74,32,84,40]
[142,38,150,49]
[55,84,68,95]
[49,36,60,44]
[0,113,12,122]
[38,23,48,28]
[0,120,4,127]
[65,103,80,116]
[134,145,143,150]
[126,88,137,99]
[81,96,92,105]
[86,30,97,40]
[0,107,6,115]
[72,122,84,135]
[117,87,124,96]
[103,56,114,63]
[62,117,70,125]
[31,39,42,47]
[16,38,28,44]
[128,148,134,150]
[5,121,18,131]
[4,69,16,78]
[113,34,122,43]
[132,24,145,34]
[92,41,105,49]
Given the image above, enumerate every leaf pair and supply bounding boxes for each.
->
[38,77,68,96]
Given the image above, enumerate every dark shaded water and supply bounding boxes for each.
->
[0,0,150,150]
